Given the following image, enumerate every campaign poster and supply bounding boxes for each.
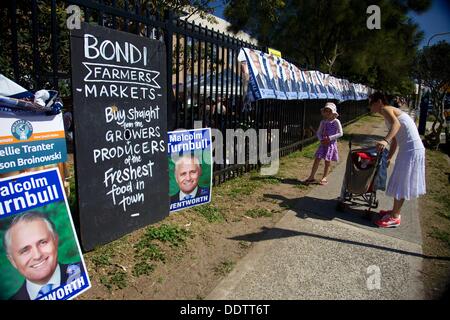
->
[303,71,318,99]
[244,49,276,100]
[310,71,328,99]
[280,60,298,100]
[266,55,287,100]
[0,112,67,174]
[0,168,91,300]
[70,23,168,250]
[168,128,212,212]
[291,66,307,100]
[336,78,346,101]
[328,76,343,102]
[341,79,350,101]
[317,72,335,100]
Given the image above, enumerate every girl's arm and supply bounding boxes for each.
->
[316,120,324,140]
[328,119,343,141]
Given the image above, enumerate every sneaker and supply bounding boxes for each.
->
[377,210,392,217]
[375,214,401,228]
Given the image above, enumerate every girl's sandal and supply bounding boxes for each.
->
[320,179,328,185]
[304,178,316,184]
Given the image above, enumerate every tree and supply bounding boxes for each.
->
[414,41,450,149]
[223,0,430,94]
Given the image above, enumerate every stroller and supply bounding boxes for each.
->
[0,74,62,114]
[336,135,385,214]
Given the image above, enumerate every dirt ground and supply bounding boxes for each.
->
[67,113,450,300]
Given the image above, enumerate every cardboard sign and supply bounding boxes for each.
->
[0,112,67,174]
[70,23,168,250]
[0,168,91,300]
[168,128,212,212]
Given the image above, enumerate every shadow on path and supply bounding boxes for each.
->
[229,226,450,262]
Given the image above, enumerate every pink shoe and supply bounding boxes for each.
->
[377,210,392,217]
[375,214,401,228]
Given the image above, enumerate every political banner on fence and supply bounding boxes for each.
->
[0,168,91,300]
[303,71,318,99]
[70,22,168,250]
[328,76,343,102]
[0,112,67,174]
[240,48,276,100]
[292,66,310,100]
[317,72,335,100]
[310,71,328,99]
[268,55,287,100]
[280,60,298,100]
[237,47,371,103]
[168,128,212,212]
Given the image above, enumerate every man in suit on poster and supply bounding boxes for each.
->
[170,154,210,204]
[3,211,84,300]
[248,49,269,90]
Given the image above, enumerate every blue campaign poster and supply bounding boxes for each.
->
[243,48,276,100]
[168,128,212,212]
[0,168,91,300]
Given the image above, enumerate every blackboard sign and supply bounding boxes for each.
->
[70,23,168,250]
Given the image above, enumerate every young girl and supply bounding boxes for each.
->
[305,102,343,185]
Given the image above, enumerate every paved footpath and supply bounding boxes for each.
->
[207,115,424,300]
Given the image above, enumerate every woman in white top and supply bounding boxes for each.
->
[369,92,426,228]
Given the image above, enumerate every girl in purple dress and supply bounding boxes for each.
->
[305,102,343,185]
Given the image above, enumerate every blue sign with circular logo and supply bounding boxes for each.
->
[11,120,33,140]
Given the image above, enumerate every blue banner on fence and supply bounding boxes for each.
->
[238,48,370,103]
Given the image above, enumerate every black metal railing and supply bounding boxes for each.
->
[1,0,369,185]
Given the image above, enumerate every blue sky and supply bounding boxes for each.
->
[212,0,450,47]
[408,0,450,47]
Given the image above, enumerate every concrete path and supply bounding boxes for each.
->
[207,117,425,300]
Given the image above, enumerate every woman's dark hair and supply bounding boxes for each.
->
[369,91,388,105]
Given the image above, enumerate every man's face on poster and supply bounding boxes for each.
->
[249,51,264,75]
[175,157,202,194]
[294,68,301,81]
[269,58,278,79]
[7,219,59,285]
[283,63,291,81]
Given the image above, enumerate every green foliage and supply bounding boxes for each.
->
[144,224,191,247]
[213,259,235,276]
[105,271,128,290]
[132,261,156,277]
[194,205,225,222]
[414,41,450,147]
[299,141,320,159]
[430,228,450,248]
[245,208,273,218]
[225,0,431,94]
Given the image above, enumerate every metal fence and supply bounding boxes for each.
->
[1,0,369,185]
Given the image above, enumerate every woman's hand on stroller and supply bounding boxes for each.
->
[376,140,388,152]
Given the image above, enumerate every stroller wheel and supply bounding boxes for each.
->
[373,200,379,209]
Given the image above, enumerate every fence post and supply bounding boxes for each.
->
[164,10,175,130]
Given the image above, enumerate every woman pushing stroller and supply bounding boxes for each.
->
[369,92,426,228]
